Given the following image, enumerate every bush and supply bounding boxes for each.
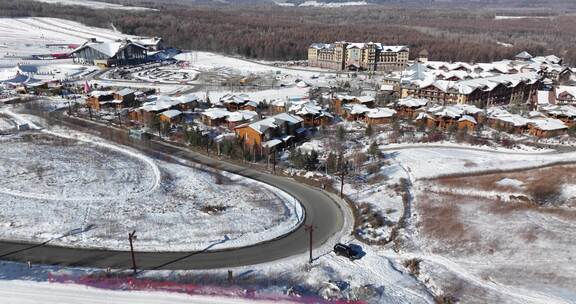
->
[528,181,562,206]
[403,258,421,276]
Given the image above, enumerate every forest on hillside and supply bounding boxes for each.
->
[1,0,575,65]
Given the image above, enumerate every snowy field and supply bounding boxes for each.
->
[387,147,576,303]
[0,280,285,304]
[390,147,576,179]
[0,115,15,132]
[0,110,303,252]
[0,17,138,59]
[175,51,336,79]
[30,0,153,11]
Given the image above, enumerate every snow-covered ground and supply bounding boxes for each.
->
[0,280,285,304]
[0,17,138,59]
[293,126,576,303]
[298,1,368,7]
[175,51,335,79]
[388,147,576,303]
[391,147,576,179]
[29,0,154,11]
[0,109,303,251]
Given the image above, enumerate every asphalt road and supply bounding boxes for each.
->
[0,115,349,270]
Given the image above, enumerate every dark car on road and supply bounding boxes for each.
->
[334,243,364,260]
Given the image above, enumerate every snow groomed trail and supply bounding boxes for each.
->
[0,111,351,270]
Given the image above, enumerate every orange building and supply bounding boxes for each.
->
[234,113,303,147]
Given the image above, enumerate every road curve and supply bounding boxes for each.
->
[0,114,349,270]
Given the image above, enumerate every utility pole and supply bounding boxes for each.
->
[339,170,345,199]
[272,149,276,173]
[304,224,314,264]
[128,230,137,275]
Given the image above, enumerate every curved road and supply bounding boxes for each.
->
[0,115,350,270]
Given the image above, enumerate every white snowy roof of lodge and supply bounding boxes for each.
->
[88,90,114,97]
[346,43,408,52]
[427,104,483,119]
[345,104,371,115]
[397,97,428,108]
[412,72,540,95]
[226,110,258,122]
[202,108,257,122]
[404,53,564,89]
[458,115,477,124]
[220,93,253,105]
[487,108,566,129]
[116,88,135,96]
[160,109,182,118]
[241,113,303,134]
[366,108,397,118]
[72,39,146,58]
[139,95,192,112]
[542,105,576,118]
[309,42,408,52]
[529,118,568,131]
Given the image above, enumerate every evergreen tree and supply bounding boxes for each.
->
[305,150,319,171]
[365,124,373,137]
[325,152,337,174]
[368,141,379,160]
[337,125,346,142]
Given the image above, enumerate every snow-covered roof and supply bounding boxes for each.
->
[242,113,303,134]
[366,108,396,119]
[310,42,408,52]
[489,109,530,127]
[220,93,252,105]
[345,104,372,115]
[458,115,477,124]
[72,39,146,58]
[262,139,283,148]
[415,72,540,95]
[515,51,533,60]
[544,105,576,118]
[296,81,309,88]
[226,110,258,122]
[529,118,567,131]
[202,108,230,119]
[428,104,483,119]
[295,102,322,116]
[133,37,162,47]
[397,97,428,108]
[140,96,179,112]
[173,93,199,104]
[160,109,182,118]
[416,112,433,120]
[89,90,114,97]
[355,96,375,104]
[116,88,135,96]
[270,99,286,109]
[528,111,546,118]
[380,84,394,91]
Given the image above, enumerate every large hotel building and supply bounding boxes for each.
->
[308,41,409,72]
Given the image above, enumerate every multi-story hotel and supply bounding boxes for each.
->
[308,42,409,72]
